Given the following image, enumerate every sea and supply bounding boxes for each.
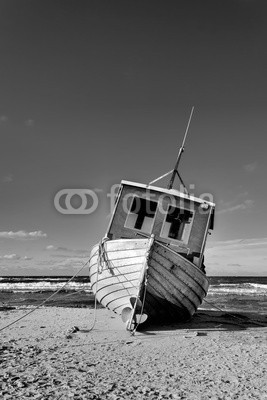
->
[203,276,267,315]
[0,276,267,314]
[0,276,94,309]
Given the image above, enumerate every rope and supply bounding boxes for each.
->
[0,252,97,334]
[98,236,111,273]
[148,170,172,186]
[131,274,148,335]
[98,237,135,295]
[52,288,90,299]
[0,288,91,310]
[1,289,88,305]
[203,298,266,327]
[86,264,99,332]
[130,235,155,334]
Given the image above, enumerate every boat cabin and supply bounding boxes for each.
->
[106,181,215,268]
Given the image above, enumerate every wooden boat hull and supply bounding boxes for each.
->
[89,237,209,329]
[89,238,150,316]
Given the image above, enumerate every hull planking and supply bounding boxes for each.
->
[89,237,209,330]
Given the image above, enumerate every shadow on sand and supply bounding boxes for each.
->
[137,309,267,335]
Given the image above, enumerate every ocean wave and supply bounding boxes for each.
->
[1,276,266,295]
[0,281,91,292]
[208,283,267,295]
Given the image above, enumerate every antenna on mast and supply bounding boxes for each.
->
[167,106,194,191]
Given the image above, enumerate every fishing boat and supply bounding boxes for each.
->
[89,108,215,332]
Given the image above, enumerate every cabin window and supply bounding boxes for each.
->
[161,205,194,243]
[124,196,157,234]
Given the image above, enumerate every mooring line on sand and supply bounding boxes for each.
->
[203,298,266,327]
[0,288,91,308]
[0,251,98,334]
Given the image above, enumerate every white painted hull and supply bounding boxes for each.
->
[89,237,209,328]
[89,238,150,316]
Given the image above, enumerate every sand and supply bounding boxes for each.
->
[1,307,267,400]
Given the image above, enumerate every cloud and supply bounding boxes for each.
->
[45,245,58,251]
[0,254,33,261]
[217,191,254,215]
[243,161,257,173]
[36,260,56,267]
[217,199,254,214]
[45,245,89,254]
[32,256,89,273]
[53,257,89,269]
[2,174,14,183]
[0,254,21,260]
[50,254,90,259]
[205,236,267,276]
[207,237,267,250]
[0,230,47,240]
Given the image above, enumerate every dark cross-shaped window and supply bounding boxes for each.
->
[166,206,193,240]
[130,197,157,230]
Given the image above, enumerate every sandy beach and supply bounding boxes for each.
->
[0,307,266,400]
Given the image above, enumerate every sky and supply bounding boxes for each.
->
[0,0,267,276]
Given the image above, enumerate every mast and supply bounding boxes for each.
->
[167,106,194,190]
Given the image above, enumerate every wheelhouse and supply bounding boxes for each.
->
[106,181,215,268]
